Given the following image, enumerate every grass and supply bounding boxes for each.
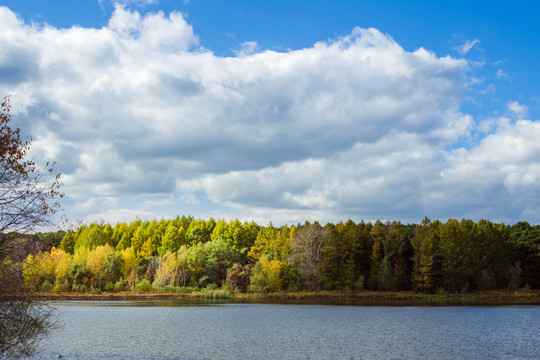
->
[200,289,231,299]
[33,289,540,305]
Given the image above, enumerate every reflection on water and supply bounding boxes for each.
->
[35,300,540,360]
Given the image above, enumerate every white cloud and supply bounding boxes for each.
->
[437,120,540,221]
[234,41,258,57]
[507,101,528,118]
[458,38,480,55]
[1,6,538,224]
[100,0,159,7]
[86,207,162,224]
[496,69,510,80]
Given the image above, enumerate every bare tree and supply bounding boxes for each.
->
[0,96,62,358]
[289,222,330,289]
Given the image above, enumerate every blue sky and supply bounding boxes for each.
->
[0,0,539,225]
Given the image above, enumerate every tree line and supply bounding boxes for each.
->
[13,216,540,294]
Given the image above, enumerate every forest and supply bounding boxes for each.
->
[8,216,540,295]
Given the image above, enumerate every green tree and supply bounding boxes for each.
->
[187,238,236,286]
[116,220,141,251]
[185,219,211,246]
[507,262,522,290]
[507,222,540,288]
[59,230,77,254]
[383,221,413,290]
[103,252,124,290]
[412,218,443,293]
[368,221,385,289]
[131,226,145,257]
[378,257,397,291]
[159,222,185,255]
[111,222,129,248]
[73,223,113,251]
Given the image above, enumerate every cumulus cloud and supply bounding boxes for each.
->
[0,6,538,224]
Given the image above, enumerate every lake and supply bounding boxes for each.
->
[35,300,540,359]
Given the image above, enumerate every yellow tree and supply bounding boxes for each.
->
[139,237,155,258]
[176,245,189,286]
[248,224,279,262]
[50,247,71,281]
[249,255,282,293]
[22,254,42,290]
[121,247,138,279]
[22,251,57,290]
[86,244,114,287]
[154,252,179,287]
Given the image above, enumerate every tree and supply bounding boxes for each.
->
[59,230,76,254]
[185,219,211,246]
[411,218,443,293]
[153,252,179,288]
[289,222,329,289]
[159,222,185,255]
[86,244,115,288]
[0,96,62,358]
[120,247,138,279]
[382,221,413,290]
[507,222,540,288]
[186,238,236,287]
[378,257,397,291]
[368,221,385,289]
[248,223,279,262]
[226,263,251,292]
[249,255,282,293]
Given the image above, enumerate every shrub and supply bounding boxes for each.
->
[197,275,211,288]
[114,278,126,292]
[226,263,251,292]
[206,283,218,290]
[41,280,53,293]
[354,275,365,291]
[478,269,495,291]
[507,263,522,291]
[436,287,447,295]
[136,279,152,293]
[72,284,88,293]
[53,279,70,293]
[201,284,230,299]
[179,286,199,293]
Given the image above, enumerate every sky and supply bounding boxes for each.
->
[0,0,539,226]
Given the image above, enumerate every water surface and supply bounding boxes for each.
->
[36,300,540,359]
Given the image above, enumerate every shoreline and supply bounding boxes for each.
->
[31,290,540,305]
